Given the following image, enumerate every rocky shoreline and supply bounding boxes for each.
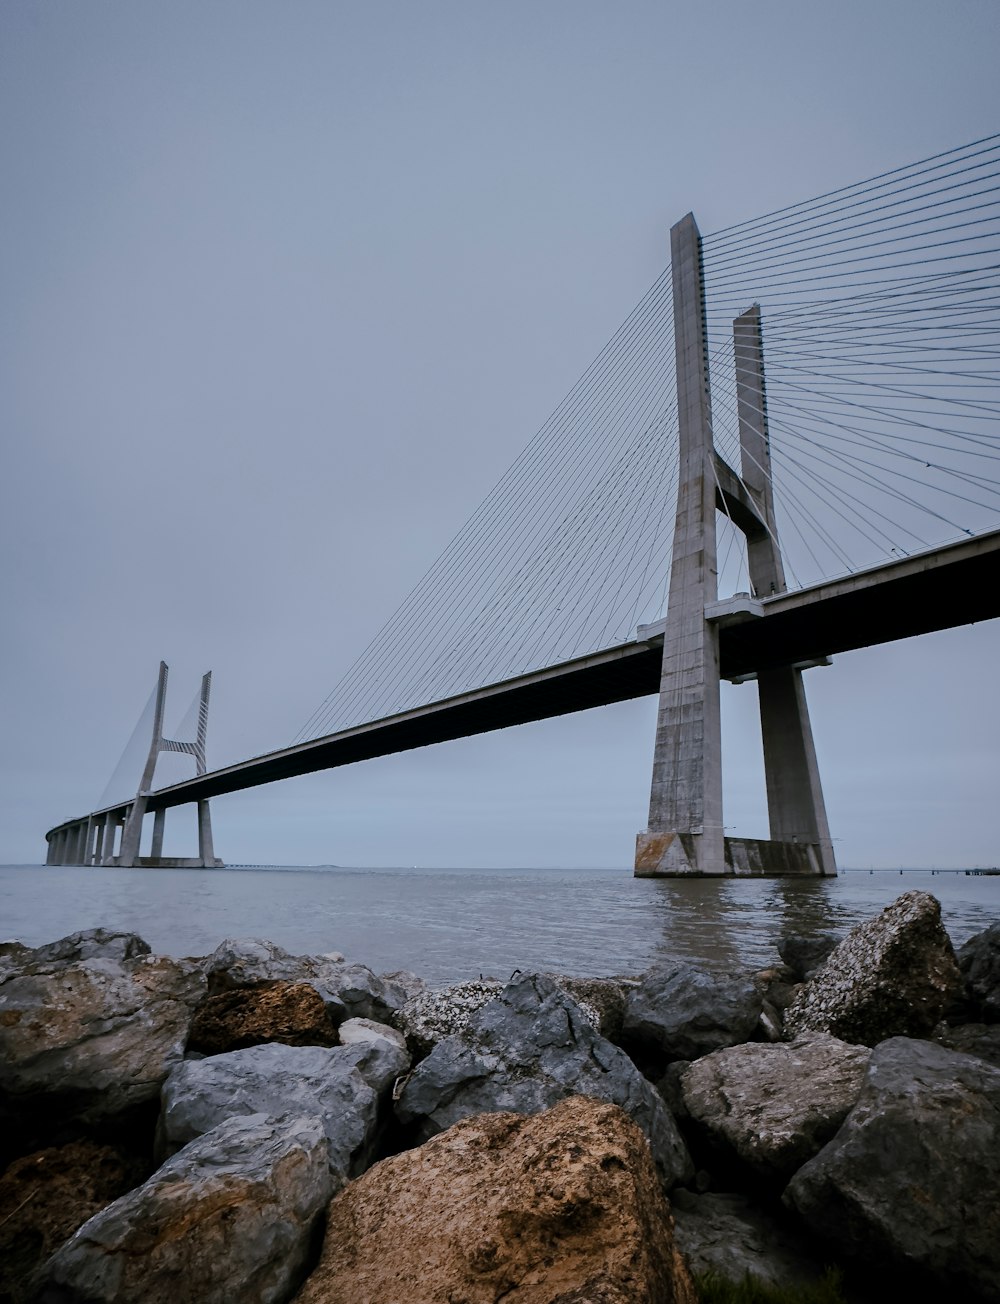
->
[1,889,998,1303]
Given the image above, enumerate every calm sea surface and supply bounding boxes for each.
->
[1,864,998,985]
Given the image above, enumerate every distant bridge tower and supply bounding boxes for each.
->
[113,662,220,868]
[635,214,835,877]
[45,662,221,867]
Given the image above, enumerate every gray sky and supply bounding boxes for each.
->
[2,1,998,869]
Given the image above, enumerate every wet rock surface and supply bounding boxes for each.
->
[670,1189,832,1293]
[203,938,408,1025]
[621,962,763,1067]
[783,890,962,1045]
[0,1140,149,1304]
[777,933,840,981]
[186,981,339,1055]
[294,1095,697,1304]
[37,1113,331,1304]
[934,1019,1000,1068]
[958,921,1000,1021]
[681,1034,871,1179]
[160,1040,400,1187]
[786,1036,1000,1300]
[395,972,693,1188]
[0,929,205,1125]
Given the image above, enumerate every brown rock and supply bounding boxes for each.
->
[0,1139,147,1304]
[186,981,338,1055]
[294,1095,696,1304]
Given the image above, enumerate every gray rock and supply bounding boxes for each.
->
[38,1113,331,1304]
[0,933,205,1123]
[681,1034,870,1179]
[670,1189,830,1293]
[378,969,428,1005]
[397,979,505,1055]
[398,974,632,1057]
[622,962,763,1066]
[777,933,839,981]
[395,973,694,1189]
[160,1042,381,1187]
[204,938,407,1025]
[786,1037,1000,1300]
[547,973,635,1042]
[29,928,152,967]
[934,1021,1000,1069]
[335,1020,411,1093]
[783,891,962,1046]
[958,921,1000,1022]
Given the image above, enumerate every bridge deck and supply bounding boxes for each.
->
[49,528,1000,831]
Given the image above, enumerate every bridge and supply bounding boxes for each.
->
[44,134,1000,876]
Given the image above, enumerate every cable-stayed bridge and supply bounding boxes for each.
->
[45,134,1000,876]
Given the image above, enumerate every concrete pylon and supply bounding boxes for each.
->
[635,214,724,875]
[734,306,836,876]
[635,219,835,877]
[115,664,220,868]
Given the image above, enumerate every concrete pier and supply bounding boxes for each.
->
[635,223,836,877]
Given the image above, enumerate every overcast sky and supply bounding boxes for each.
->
[2,1,998,869]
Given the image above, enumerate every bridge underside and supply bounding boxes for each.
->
[135,528,1000,810]
[45,527,999,851]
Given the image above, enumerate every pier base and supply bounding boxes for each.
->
[635,831,823,878]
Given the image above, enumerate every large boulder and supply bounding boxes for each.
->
[670,1189,832,1294]
[186,982,339,1055]
[161,1038,408,1187]
[23,929,152,966]
[398,974,632,1057]
[0,929,205,1124]
[203,938,407,1026]
[786,1037,1000,1300]
[294,1096,697,1304]
[394,973,693,1189]
[397,979,504,1056]
[37,1113,331,1304]
[957,921,1000,1022]
[680,1034,871,1179]
[621,963,763,1068]
[783,891,962,1045]
[0,1140,148,1304]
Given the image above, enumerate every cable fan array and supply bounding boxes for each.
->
[701,131,1000,594]
[295,274,680,743]
[296,131,1000,745]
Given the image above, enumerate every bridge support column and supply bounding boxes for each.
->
[93,817,106,866]
[150,808,166,860]
[197,801,215,868]
[82,817,96,866]
[101,813,120,865]
[117,798,147,868]
[733,305,836,877]
[636,214,725,876]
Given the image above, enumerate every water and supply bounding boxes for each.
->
[1,864,998,985]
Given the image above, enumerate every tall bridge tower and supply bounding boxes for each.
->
[635,215,835,877]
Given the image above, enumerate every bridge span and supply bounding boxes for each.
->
[45,526,999,841]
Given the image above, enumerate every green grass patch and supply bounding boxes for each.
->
[694,1267,848,1304]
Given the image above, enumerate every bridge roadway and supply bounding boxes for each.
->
[49,527,1000,833]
